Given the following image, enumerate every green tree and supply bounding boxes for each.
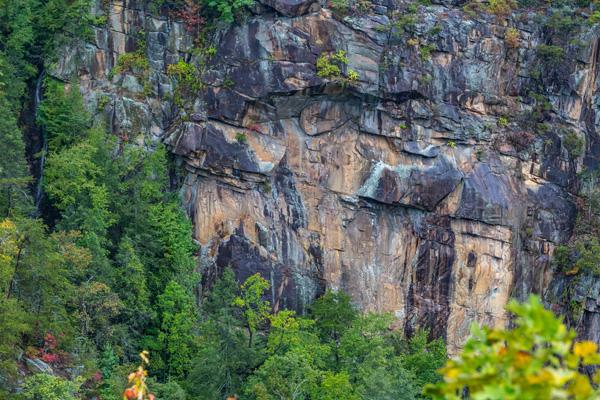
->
[233,273,271,348]
[338,313,419,399]
[318,371,359,400]
[311,289,357,364]
[425,296,600,399]
[110,237,152,354]
[0,79,31,217]
[186,269,259,399]
[157,281,197,379]
[98,344,119,380]
[37,78,90,151]
[0,220,31,386]
[243,348,322,400]
[394,330,447,394]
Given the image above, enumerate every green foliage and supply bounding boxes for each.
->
[316,54,341,79]
[236,132,248,144]
[244,348,322,399]
[555,238,600,276]
[329,0,350,14]
[37,78,91,151]
[563,130,584,158]
[487,0,517,16]
[392,13,417,36]
[186,269,261,399]
[319,371,359,400]
[99,344,119,380]
[424,296,600,399]
[148,379,187,400]
[34,0,93,60]
[316,50,358,83]
[497,116,510,128]
[157,281,197,379]
[234,273,271,347]
[347,69,359,81]
[187,272,447,400]
[0,89,31,216]
[395,330,447,392]
[205,0,254,23]
[19,374,81,400]
[167,60,203,108]
[536,44,566,63]
[114,51,150,76]
[311,289,357,344]
[419,44,435,61]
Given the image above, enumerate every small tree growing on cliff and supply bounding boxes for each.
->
[424,296,600,399]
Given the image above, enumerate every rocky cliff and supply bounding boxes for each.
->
[52,0,600,353]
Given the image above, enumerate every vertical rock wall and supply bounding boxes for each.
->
[54,0,600,352]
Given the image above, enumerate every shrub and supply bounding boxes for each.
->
[235,132,247,144]
[424,296,600,399]
[536,44,565,63]
[505,27,520,48]
[329,0,349,13]
[487,0,517,16]
[393,14,417,35]
[21,374,81,400]
[316,54,341,79]
[497,116,510,127]
[563,130,584,158]
[419,44,436,61]
[114,52,149,75]
[556,239,600,276]
[316,50,357,82]
[347,69,359,81]
[429,24,442,36]
[167,60,202,91]
[205,0,254,23]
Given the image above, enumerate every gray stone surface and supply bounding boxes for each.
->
[56,0,600,353]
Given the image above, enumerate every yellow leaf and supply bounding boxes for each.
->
[573,341,598,358]
[567,374,592,398]
[526,369,553,385]
[444,368,460,380]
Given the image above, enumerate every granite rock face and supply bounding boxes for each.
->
[56,0,600,353]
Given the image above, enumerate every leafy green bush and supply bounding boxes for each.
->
[425,296,600,399]
[487,0,517,16]
[235,132,248,144]
[205,0,254,23]
[497,116,510,127]
[328,0,349,13]
[316,50,359,82]
[20,374,81,400]
[563,130,584,158]
[536,44,565,63]
[114,52,150,75]
[555,239,600,276]
[419,43,435,61]
[167,60,203,108]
